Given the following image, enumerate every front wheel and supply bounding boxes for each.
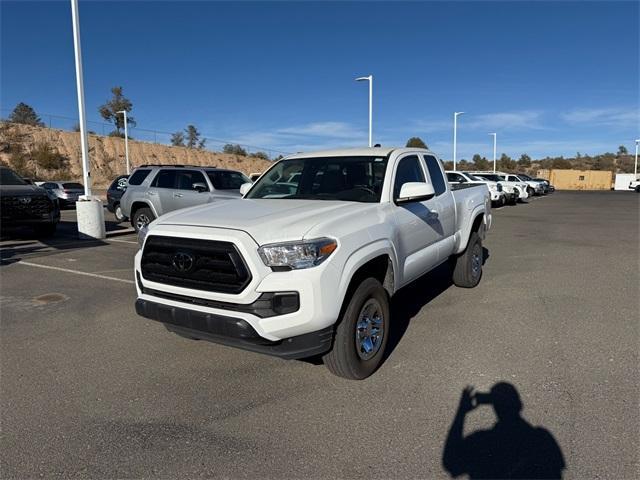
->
[323,278,390,380]
[452,232,483,288]
[132,207,155,232]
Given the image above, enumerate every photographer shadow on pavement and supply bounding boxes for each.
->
[442,383,565,479]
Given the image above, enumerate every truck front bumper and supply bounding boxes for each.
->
[135,297,333,359]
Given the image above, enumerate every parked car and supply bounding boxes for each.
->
[532,178,555,193]
[630,177,640,192]
[0,166,60,237]
[134,147,492,380]
[471,172,529,202]
[35,180,85,207]
[120,165,250,232]
[106,174,129,222]
[446,170,509,206]
[503,173,545,196]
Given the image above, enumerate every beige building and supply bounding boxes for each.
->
[536,169,613,190]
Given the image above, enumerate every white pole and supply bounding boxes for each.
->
[356,75,373,147]
[453,112,464,170]
[118,110,130,174]
[490,133,497,172]
[635,139,639,177]
[70,0,91,197]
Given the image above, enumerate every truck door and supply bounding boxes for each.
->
[392,154,445,284]
[424,155,457,261]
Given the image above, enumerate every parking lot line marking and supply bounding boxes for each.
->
[17,261,135,284]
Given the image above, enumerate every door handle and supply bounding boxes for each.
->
[147,191,157,196]
[427,210,439,220]
[173,193,183,198]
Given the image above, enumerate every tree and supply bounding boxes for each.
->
[9,102,44,127]
[250,151,270,160]
[617,145,628,155]
[171,131,185,147]
[594,156,615,171]
[223,144,248,156]
[517,153,532,168]
[406,137,428,148]
[184,125,205,149]
[497,153,517,172]
[551,158,572,169]
[472,154,490,170]
[98,86,136,135]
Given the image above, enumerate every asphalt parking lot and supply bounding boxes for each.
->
[1,192,638,479]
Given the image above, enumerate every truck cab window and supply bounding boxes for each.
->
[424,155,446,196]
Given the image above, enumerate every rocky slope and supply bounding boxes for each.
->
[0,122,271,187]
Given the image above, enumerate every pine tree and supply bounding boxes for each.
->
[406,137,428,148]
[98,86,136,136]
[9,103,44,127]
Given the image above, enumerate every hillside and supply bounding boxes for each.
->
[0,122,272,187]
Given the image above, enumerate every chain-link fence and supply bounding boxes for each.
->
[0,107,290,160]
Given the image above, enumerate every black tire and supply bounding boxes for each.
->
[132,207,155,232]
[34,222,57,238]
[508,194,517,205]
[635,186,640,193]
[323,277,390,380]
[527,187,535,197]
[452,231,483,288]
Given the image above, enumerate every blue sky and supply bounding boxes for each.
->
[1,1,638,159]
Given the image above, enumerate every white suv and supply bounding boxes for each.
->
[446,171,509,205]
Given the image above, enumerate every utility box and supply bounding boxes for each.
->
[613,173,637,191]
[549,169,613,190]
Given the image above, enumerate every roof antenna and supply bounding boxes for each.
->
[374,143,381,148]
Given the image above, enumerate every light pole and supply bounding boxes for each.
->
[453,112,464,170]
[489,133,497,172]
[356,75,373,147]
[71,0,90,198]
[117,110,130,174]
[635,139,639,177]
[70,0,105,239]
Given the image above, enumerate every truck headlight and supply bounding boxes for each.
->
[137,225,149,250]
[488,184,497,192]
[258,238,337,270]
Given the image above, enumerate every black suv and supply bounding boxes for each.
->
[0,166,60,237]
[106,174,129,222]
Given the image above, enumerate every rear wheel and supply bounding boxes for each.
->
[132,207,155,232]
[527,186,535,197]
[323,278,390,380]
[114,203,126,222]
[452,232,483,288]
[635,185,640,193]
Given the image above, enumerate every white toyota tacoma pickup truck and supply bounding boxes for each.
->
[134,147,492,379]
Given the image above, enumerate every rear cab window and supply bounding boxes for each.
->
[152,170,178,189]
[128,169,152,186]
[423,155,447,196]
[62,183,83,190]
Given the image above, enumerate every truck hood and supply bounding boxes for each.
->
[0,184,49,197]
[154,198,367,245]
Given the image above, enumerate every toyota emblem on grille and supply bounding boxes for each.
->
[172,252,195,273]
[18,197,32,204]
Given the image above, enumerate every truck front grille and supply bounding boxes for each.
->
[1,195,52,219]
[141,236,252,294]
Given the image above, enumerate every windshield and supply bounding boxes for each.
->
[246,156,388,202]
[476,174,502,182]
[465,173,484,181]
[63,182,84,189]
[207,170,250,190]
[518,174,532,180]
[0,168,27,186]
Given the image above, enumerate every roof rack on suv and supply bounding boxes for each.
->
[138,164,217,169]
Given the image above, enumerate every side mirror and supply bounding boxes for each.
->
[396,182,435,203]
[239,182,253,196]
[192,182,209,193]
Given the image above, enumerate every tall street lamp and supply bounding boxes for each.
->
[70,0,105,239]
[453,112,464,170]
[117,110,130,174]
[489,133,497,172]
[356,75,373,147]
[635,139,639,177]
